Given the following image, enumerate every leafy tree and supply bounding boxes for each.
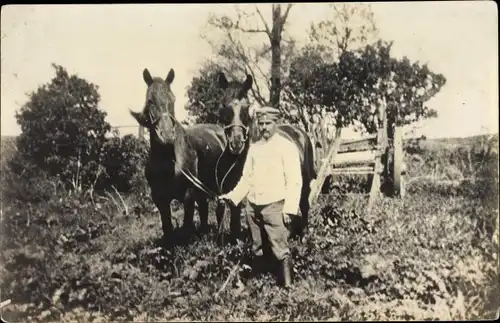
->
[11,64,111,191]
[97,134,149,194]
[184,62,227,125]
[284,40,446,138]
[282,3,379,132]
[203,4,295,109]
[308,3,379,59]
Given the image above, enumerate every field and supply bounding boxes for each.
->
[1,134,499,321]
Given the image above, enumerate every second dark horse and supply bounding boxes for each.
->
[216,72,317,241]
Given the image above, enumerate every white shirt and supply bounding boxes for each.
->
[226,132,302,215]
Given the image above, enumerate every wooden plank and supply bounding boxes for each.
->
[340,135,377,146]
[309,128,342,206]
[338,135,377,153]
[333,170,373,175]
[367,99,388,214]
[333,150,377,167]
[332,166,374,174]
[393,126,405,198]
[0,299,11,309]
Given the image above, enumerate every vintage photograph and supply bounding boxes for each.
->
[1,2,498,321]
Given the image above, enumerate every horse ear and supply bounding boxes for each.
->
[248,102,258,118]
[242,74,253,93]
[143,68,153,86]
[130,110,147,127]
[166,69,175,85]
[217,72,228,89]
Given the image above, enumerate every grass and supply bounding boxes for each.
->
[0,134,499,321]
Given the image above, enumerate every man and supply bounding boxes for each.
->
[219,106,302,288]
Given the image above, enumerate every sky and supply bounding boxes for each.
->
[1,2,498,139]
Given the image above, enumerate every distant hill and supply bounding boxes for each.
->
[1,132,498,167]
[416,133,499,152]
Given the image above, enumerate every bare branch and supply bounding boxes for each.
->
[225,31,267,103]
[251,88,267,106]
[252,61,271,92]
[239,27,268,34]
[226,30,265,104]
[281,4,293,25]
[255,5,271,37]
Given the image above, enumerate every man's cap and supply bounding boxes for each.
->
[255,106,280,121]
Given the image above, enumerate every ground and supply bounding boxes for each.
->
[0,134,498,321]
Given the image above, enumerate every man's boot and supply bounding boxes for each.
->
[251,255,265,276]
[277,256,293,288]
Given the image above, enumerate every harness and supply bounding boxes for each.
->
[150,111,238,200]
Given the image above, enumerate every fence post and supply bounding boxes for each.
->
[367,98,388,214]
[309,127,342,206]
[138,125,144,140]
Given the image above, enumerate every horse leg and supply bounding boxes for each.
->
[229,202,242,244]
[196,196,209,235]
[152,191,173,245]
[182,189,196,237]
[215,200,226,229]
[299,181,312,244]
[215,200,226,245]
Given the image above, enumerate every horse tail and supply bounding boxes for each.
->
[304,132,317,180]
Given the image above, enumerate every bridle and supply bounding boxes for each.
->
[147,109,240,203]
[214,122,249,195]
[218,100,255,152]
[222,124,250,147]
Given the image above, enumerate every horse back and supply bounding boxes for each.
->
[277,124,317,181]
[184,124,228,191]
[185,124,226,154]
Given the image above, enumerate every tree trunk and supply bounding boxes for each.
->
[270,4,282,109]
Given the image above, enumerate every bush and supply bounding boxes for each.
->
[1,134,498,322]
[96,135,149,194]
[11,64,111,192]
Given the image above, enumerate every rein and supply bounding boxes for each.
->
[151,111,238,201]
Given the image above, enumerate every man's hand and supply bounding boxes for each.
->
[283,212,292,226]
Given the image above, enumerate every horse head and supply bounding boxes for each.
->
[216,72,256,155]
[130,68,177,144]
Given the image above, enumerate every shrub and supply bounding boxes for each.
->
[96,135,149,194]
[11,64,111,192]
[1,134,498,321]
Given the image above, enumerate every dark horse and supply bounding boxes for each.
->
[216,72,317,241]
[130,68,242,244]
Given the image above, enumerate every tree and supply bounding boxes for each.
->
[11,64,111,191]
[281,3,380,142]
[184,62,227,125]
[309,3,379,59]
[203,4,295,109]
[285,40,446,137]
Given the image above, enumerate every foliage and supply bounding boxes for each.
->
[5,64,150,202]
[10,64,111,192]
[308,3,379,58]
[184,62,227,124]
[283,40,447,135]
[1,135,498,321]
[96,134,149,194]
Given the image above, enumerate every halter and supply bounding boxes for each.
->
[149,110,172,128]
[223,123,250,141]
[219,99,254,144]
[147,110,238,203]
